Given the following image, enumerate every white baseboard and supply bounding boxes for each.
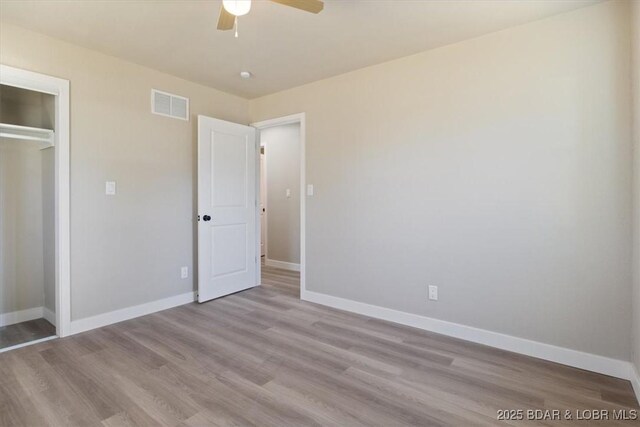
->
[265,258,300,272]
[0,306,43,327]
[302,290,637,384]
[69,291,195,335]
[43,307,56,326]
[630,365,640,406]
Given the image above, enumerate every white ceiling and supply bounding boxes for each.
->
[0,0,601,99]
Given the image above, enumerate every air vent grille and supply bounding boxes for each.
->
[151,89,189,121]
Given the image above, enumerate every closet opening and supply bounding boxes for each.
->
[0,65,71,350]
[0,84,56,350]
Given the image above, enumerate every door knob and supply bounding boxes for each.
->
[203,215,211,221]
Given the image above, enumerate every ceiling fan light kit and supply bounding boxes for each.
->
[217,0,324,38]
[222,0,251,17]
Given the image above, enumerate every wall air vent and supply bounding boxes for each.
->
[151,89,189,121]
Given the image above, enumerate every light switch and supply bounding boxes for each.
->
[286,188,291,198]
[306,184,314,196]
[105,181,116,196]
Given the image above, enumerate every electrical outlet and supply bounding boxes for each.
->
[181,266,189,279]
[428,285,438,301]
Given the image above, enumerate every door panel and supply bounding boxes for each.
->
[198,115,257,303]
[212,224,247,277]
[211,133,247,207]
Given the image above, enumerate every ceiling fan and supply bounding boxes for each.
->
[218,0,324,37]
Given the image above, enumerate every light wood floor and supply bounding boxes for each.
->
[0,318,55,350]
[0,264,637,426]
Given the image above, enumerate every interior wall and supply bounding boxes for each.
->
[0,142,45,314]
[0,24,249,321]
[250,0,633,360]
[631,0,640,375]
[262,123,301,264]
[0,85,55,129]
[42,147,55,314]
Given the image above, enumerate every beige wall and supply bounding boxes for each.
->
[632,0,640,373]
[0,142,45,314]
[0,24,249,320]
[262,124,301,264]
[251,1,633,360]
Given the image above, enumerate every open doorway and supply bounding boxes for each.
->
[253,114,305,299]
[0,65,70,351]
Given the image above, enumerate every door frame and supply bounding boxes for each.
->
[251,113,306,298]
[0,64,71,336]
[259,146,268,259]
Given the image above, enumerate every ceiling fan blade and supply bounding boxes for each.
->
[270,0,324,14]
[217,6,235,30]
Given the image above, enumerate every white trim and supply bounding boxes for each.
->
[43,307,56,326]
[0,307,43,327]
[303,290,637,383]
[251,113,306,295]
[255,134,261,286]
[261,147,269,261]
[0,336,58,354]
[0,65,71,337]
[0,306,56,328]
[631,365,640,406]
[265,258,301,272]
[68,291,195,335]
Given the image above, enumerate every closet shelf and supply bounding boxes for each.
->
[0,123,54,148]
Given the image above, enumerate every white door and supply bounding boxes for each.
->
[198,115,258,303]
[260,152,266,257]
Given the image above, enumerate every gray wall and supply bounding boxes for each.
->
[262,123,301,264]
[42,147,55,313]
[0,142,45,314]
[0,85,54,129]
[0,24,249,321]
[251,1,633,360]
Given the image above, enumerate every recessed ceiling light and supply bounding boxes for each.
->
[240,71,252,79]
